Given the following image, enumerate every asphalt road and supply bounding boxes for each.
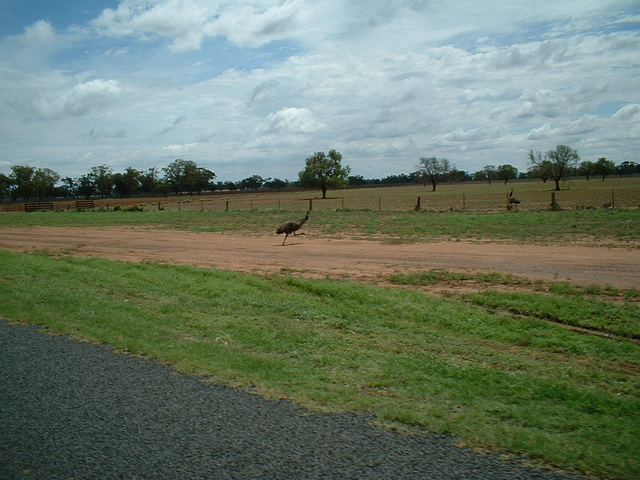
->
[0,320,589,480]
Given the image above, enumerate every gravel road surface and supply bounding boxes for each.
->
[0,320,589,480]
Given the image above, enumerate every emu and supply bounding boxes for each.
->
[508,188,521,211]
[276,211,310,245]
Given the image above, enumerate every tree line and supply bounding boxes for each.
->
[1,146,638,201]
[417,145,638,191]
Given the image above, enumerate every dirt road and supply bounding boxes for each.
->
[1,226,638,289]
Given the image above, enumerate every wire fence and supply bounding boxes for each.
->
[3,181,639,213]
[141,188,638,213]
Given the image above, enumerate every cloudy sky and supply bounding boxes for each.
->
[1,1,639,182]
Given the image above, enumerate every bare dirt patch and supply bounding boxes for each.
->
[1,226,639,290]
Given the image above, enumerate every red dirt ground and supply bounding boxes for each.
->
[1,226,639,289]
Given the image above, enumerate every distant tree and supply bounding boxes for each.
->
[0,173,11,199]
[593,157,616,181]
[59,177,76,198]
[113,167,141,197]
[381,173,413,185]
[264,178,288,189]
[418,156,452,192]
[9,165,35,200]
[139,167,160,197]
[89,165,114,198]
[348,175,367,186]
[238,175,265,191]
[528,145,579,190]
[496,164,518,184]
[77,174,96,199]
[32,168,60,200]
[474,165,497,184]
[578,160,596,180]
[163,159,214,195]
[298,150,350,199]
[194,167,216,193]
[164,158,193,195]
[527,154,553,184]
[617,161,640,176]
[449,169,471,183]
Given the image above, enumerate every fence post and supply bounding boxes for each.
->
[225,200,229,211]
[415,196,421,210]
[379,196,381,211]
[462,194,466,210]
[308,199,313,211]
[612,189,615,209]
[341,197,344,210]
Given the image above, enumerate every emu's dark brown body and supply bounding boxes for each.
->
[276,211,310,245]
[508,189,520,210]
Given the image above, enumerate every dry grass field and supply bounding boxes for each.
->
[3,176,639,213]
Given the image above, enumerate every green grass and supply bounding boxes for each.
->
[1,207,639,245]
[1,250,638,478]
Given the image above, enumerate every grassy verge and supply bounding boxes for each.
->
[1,250,638,478]
[390,269,640,339]
[1,207,639,245]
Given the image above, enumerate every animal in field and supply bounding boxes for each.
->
[508,188,521,211]
[276,211,310,245]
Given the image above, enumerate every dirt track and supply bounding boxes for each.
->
[1,226,639,289]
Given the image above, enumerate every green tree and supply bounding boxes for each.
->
[0,173,11,199]
[238,175,265,191]
[578,160,596,180]
[113,167,142,197]
[163,159,215,195]
[32,168,60,200]
[264,178,289,190]
[593,157,616,181]
[59,177,76,198]
[163,159,193,195]
[527,155,553,184]
[617,161,639,176]
[528,146,579,191]
[418,156,451,192]
[478,165,497,185]
[77,174,96,199]
[139,167,160,197]
[89,165,114,198]
[496,164,518,184]
[9,165,35,200]
[194,167,216,193]
[298,150,350,199]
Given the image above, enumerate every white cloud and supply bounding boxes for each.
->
[526,123,559,140]
[1,1,639,180]
[613,104,640,121]
[92,0,312,51]
[8,79,122,120]
[206,0,307,48]
[259,107,325,134]
[20,20,56,45]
